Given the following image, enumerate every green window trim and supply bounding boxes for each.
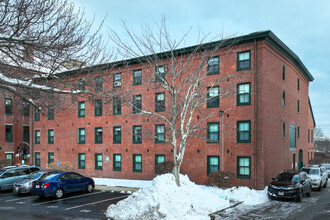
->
[78,128,85,144]
[113,73,122,88]
[35,152,40,166]
[78,101,85,118]
[5,125,13,142]
[34,108,40,121]
[48,152,54,164]
[237,51,251,71]
[113,98,121,115]
[207,122,220,143]
[48,106,54,120]
[5,98,13,115]
[155,92,165,112]
[237,156,251,179]
[282,90,286,107]
[23,126,30,143]
[95,76,103,91]
[113,154,122,171]
[207,86,220,108]
[133,125,142,144]
[23,102,30,116]
[298,99,300,113]
[5,153,14,166]
[207,156,220,175]
[207,56,220,75]
[237,121,251,143]
[95,127,103,144]
[94,99,102,116]
[155,154,165,173]
[282,122,286,139]
[155,65,166,82]
[95,153,103,170]
[133,154,142,172]
[35,130,40,144]
[297,126,300,139]
[155,124,165,143]
[78,153,86,169]
[289,125,296,149]
[237,83,251,106]
[297,78,300,91]
[132,95,142,114]
[48,129,54,144]
[133,69,142,85]
[113,126,122,144]
[282,64,285,81]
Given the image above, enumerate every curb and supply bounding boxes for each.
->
[95,185,140,193]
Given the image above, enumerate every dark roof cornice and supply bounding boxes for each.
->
[58,30,314,82]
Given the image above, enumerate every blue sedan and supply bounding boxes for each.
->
[31,172,95,198]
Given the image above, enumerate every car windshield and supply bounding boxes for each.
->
[276,173,300,182]
[322,165,330,170]
[0,169,5,175]
[302,168,319,175]
[39,173,58,181]
[25,172,44,179]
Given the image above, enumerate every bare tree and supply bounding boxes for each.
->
[0,0,110,112]
[314,127,330,153]
[109,19,245,186]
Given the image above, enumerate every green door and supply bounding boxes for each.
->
[298,150,303,170]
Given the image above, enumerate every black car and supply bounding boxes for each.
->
[268,170,312,202]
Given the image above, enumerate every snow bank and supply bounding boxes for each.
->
[106,174,230,220]
[94,177,152,188]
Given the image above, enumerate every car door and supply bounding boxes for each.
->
[57,174,72,193]
[320,168,327,186]
[0,170,16,190]
[68,173,85,192]
[15,168,31,182]
[301,173,309,192]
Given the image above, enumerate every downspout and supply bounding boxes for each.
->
[31,111,34,165]
[254,39,258,189]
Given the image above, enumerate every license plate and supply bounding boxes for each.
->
[36,185,40,188]
[278,191,284,196]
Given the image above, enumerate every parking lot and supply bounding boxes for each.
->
[0,189,129,219]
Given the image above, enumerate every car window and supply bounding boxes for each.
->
[301,173,306,180]
[70,173,83,180]
[291,174,300,182]
[302,168,320,175]
[0,169,5,175]
[2,170,15,178]
[15,168,30,176]
[40,173,58,180]
[26,172,44,179]
[275,172,297,182]
[30,167,41,172]
[58,174,70,180]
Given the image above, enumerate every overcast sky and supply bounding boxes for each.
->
[74,0,330,137]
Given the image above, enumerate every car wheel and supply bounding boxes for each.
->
[86,183,93,193]
[323,179,327,188]
[54,188,64,199]
[306,185,311,197]
[317,183,322,191]
[296,190,303,202]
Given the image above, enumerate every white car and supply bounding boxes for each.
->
[321,164,330,178]
[301,166,328,191]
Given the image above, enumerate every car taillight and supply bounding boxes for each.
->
[42,183,50,189]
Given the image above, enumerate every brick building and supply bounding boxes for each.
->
[0,31,315,189]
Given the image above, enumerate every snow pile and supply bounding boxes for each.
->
[106,174,230,220]
[94,177,152,188]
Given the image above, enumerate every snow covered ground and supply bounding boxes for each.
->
[94,174,268,220]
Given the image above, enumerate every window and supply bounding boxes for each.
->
[207,56,219,75]
[23,126,30,143]
[78,128,85,144]
[290,125,296,149]
[48,152,54,164]
[207,122,220,143]
[297,78,300,91]
[155,155,165,173]
[48,129,54,144]
[155,65,166,82]
[237,51,251,70]
[35,130,40,144]
[23,102,30,116]
[207,156,219,175]
[311,129,314,143]
[78,153,85,169]
[282,91,285,107]
[113,73,122,87]
[95,153,103,170]
[95,76,103,91]
[35,152,40,166]
[237,121,251,143]
[113,98,121,115]
[308,129,310,143]
[207,86,219,108]
[297,126,300,139]
[297,100,300,113]
[133,125,142,144]
[5,98,13,115]
[155,124,165,143]
[5,125,13,142]
[48,105,54,120]
[237,156,251,179]
[133,154,142,172]
[78,101,85,117]
[5,153,14,166]
[78,79,85,91]
[95,99,102,116]
[132,95,142,114]
[282,64,285,81]
[155,92,165,112]
[95,127,102,144]
[35,108,40,121]
[113,154,121,171]
[113,126,121,144]
[283,122,286,138]
[237,83,251,105]
[133,69,142,85]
